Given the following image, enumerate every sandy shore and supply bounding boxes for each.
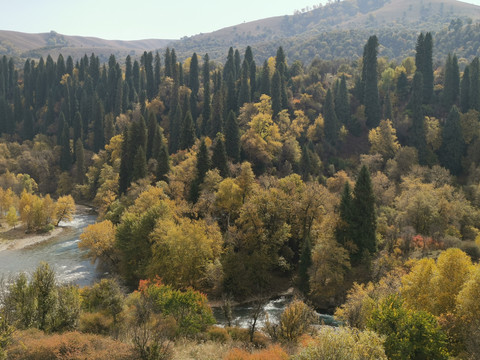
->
[0,205,91,252]
[0,226,71,251]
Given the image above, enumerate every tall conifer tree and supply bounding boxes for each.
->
[324,88,339,144]
[225,110,240,162]
[352,165,376,260]
[439,106,465,175]
[443,53,460,109]
[212,133,229,177]
[362,35,380,128]
[410,72,427,165]
[461,65,470,113]
[202,53,211,136]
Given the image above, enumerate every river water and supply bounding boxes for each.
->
[0,211,103,287]
[212,296,339,328]
[0,211,338,327]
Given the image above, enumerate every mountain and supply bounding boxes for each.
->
[0,30,172,63]
[1,0,480,64]
[170,0,480,63]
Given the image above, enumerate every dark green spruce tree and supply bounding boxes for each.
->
[201,53,211,136]
[335,181,354,250]
[189,52,200,124]
[210,90,223,138]
[225,110,240,162]
[189,138,210,203]
[271,70,282,117]
[298,235,312,294]
[442,53,460,109]
[146,111,157,160]
[335,75,350,127]
[362,35,381,128]
[410,72,427,165]
[60,125,72,171]
[469,57,480,111]
[74,139,85,184]
[119,128,132,194]
[238,60,251,108]
[439,106,465,176]
[154,126,170,182]
[169,103,182,154]
[351,165,376,261]
[415,32,434,104]
[324,88,339,145]
[260,60,270,96]
[93,98,105,152]
[211,133,229,178]
[132,146,147,181]
[460,65,470,113]
[181,111,196,150]
[299,145,312,181]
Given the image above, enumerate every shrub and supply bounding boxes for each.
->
[292,326,387,360]
[137,278,215,336]
[7,330,136,360]
[224,345,288,360]
[79,311,113,335]
[207,326,231,343]
[277,299,317,343]
[226,327,250,342]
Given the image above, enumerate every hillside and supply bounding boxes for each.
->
[170,0,480,62]
[0,30,171,63]
[1,0,480,64]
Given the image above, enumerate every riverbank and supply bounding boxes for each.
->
[0,225,75,251]
[0,204,92,252]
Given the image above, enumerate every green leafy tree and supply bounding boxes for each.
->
[368,295,449,360]
[138,279,215,336]
[32,262,57,331]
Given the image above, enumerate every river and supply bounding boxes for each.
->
[0,210,103,286]
[0,211,337,327]
[212,296,339,328]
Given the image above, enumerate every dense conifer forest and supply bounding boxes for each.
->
[0,27,480,358]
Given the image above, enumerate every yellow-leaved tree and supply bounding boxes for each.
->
[401,248,473,316]
[54,195,75,226]
[368,119,400,160]
[148,217,223,289]
[79,220,117,267]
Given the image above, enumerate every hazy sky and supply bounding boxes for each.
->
[2,0,480,41]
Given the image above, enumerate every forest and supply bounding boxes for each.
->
[0,29,479,359]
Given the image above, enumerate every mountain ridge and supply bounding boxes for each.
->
[1,0,480,64]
